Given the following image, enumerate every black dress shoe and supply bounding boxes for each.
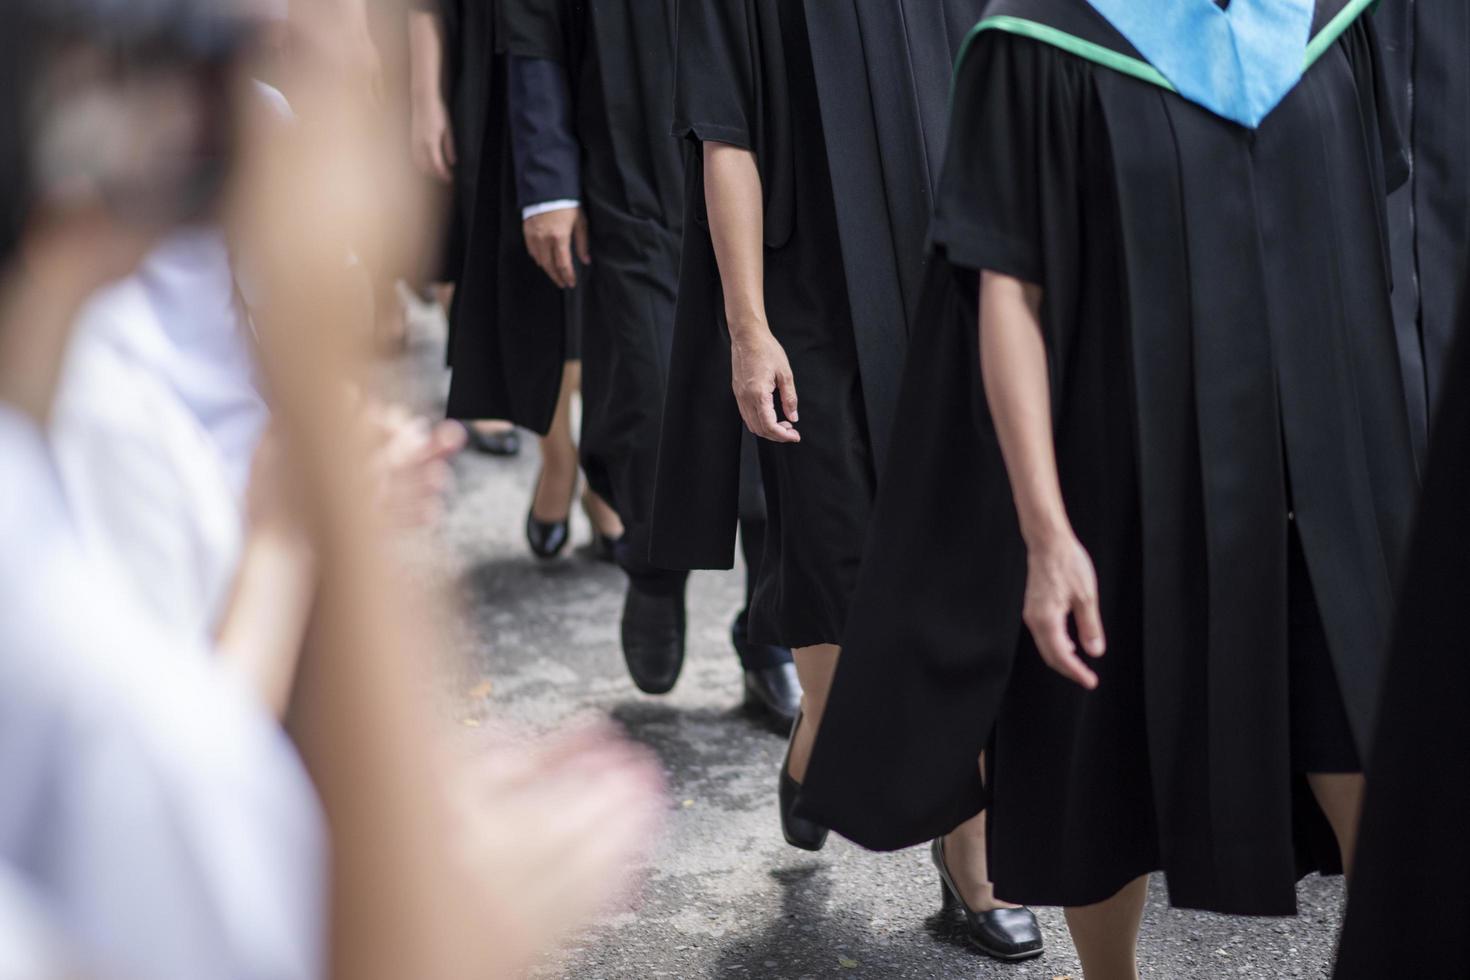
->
[744,662,801,730]
[779,712,828,851]
[620,582,686,694]
[931,838,1043,962]
[463,423,521,457]
[526,509,570,559]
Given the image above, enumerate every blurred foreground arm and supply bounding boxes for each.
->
[231,8,662,978]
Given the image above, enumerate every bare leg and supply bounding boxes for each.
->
[472,419,517,437]
[942,808,1020,913]
[1308,773,1365,880]
[784,643,839,782]
[1064,875,1148,980]
[582,487,625,540]
[532,363,580,522]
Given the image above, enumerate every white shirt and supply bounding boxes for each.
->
[126,227,268,495]
[0,865,77,980]
[0,406,326,980]
[53,268,249,642]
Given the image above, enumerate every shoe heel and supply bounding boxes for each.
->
[940,881,959,912]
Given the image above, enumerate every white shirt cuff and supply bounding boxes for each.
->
[522,200,580,220]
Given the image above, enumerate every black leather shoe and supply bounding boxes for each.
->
[620,582,686,694]
[779,712,828,851]
[526,509,570,559]
[932,838,1043,962]
[463,423,521,457]
[744,663,801,730]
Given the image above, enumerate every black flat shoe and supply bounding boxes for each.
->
[779,712,828,852]
[931,838,1043,962]
[526,509,570,559]
[464,424,521,457]
[743,662,801,731]
[620,581,687,694]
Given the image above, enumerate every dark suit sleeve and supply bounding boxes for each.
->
[507,54,581,211]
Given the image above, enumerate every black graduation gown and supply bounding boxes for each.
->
[441,0,576,432]
[1335,284,1470,977]
[419,0,483,284]
[499,0,684,553]
[649,0,982,574]
[1378,0,1470,456]
[799,0,1419,916]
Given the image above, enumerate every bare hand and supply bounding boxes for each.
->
[523,207,590,289]
[410,96,455,182]
[730,327,800,443]
[363,403,467,530]
[448,724,666,975]
[1021,532,1106,689]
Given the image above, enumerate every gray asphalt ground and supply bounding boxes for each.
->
[390,300,1347,980]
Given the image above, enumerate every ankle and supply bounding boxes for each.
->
[785,718,814,784]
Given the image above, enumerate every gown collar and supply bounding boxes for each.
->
[963,0,1374,130]
[1083,0,1315,128]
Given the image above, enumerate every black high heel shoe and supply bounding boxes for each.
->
[931,838,1043,962]
[526,509,570,559]
[526,468,573,559]
[779,712,828,851]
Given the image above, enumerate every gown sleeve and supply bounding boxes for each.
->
[672,0,764,148]
[672,0,792,246]
[929,32,1084,289]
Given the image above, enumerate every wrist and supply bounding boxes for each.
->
[1019,509,1073,552]
[247,524,316,573]
[725,311,770,344]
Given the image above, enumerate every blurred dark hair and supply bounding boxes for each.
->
[0,0,256,268]
[0,7,42,267]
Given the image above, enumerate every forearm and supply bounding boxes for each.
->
[703,142,767,341]
[978,271,1070,548]
[233,22,474,980]
[408,10,444,106]
[214,532,317,718]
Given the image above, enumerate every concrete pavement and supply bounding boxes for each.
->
[391,304,1346,980]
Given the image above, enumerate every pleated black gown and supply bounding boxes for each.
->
[1335,285,1470,976]
[799,0,1419,916]
[1378,0,1470,456]
[649,0,984,647]
[438,0,578,433]
[499,0,685,562]
[422,0,484,285]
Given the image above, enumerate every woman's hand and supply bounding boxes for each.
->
[410,94,455,183]
[1022,531,1107,689]
[730,325,799,443]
